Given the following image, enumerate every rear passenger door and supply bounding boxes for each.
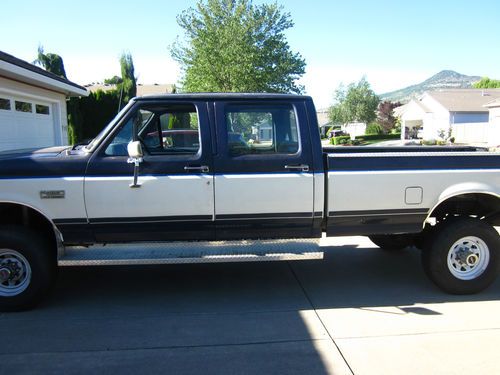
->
[213,100,315,240]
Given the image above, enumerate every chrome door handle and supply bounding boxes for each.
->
[285,164,309,172]
[184,165,210,173]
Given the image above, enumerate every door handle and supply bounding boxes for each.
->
[184,165,210,173]
[284,164,310,172]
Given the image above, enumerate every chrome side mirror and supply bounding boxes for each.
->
[127,141,143,188]
[127,141,143,159]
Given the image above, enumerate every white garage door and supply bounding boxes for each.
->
[0,95,56,151]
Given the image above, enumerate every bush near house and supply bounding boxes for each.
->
[330,135,351,145]
[355,133,401,142]
[365,122,384,135]
[329,133,401,146]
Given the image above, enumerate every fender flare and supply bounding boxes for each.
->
[424,182,500,227]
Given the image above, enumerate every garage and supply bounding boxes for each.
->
[0,50,87,152]
[0,95,56,150]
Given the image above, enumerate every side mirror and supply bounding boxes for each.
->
[127,141,143,189]
[127,141,143,159]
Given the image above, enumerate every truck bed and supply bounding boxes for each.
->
[323,147,500,236]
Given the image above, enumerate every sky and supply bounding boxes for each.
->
[1,0,499,108]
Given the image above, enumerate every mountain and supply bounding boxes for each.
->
[380,70,481,103]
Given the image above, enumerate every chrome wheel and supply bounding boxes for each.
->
[0,249,32,297]
[447,236,490,281]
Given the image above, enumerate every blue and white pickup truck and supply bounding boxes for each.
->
[0,93,499,310]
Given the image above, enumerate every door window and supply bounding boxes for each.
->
[105,104,200,156]
[225,104,299,156]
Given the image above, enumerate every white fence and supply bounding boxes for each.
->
[451,122,500,146]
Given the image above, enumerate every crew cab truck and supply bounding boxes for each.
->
[0,93,499,311]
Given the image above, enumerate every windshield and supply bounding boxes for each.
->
[83,101,135,152]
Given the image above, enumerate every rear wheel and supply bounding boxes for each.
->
[0,227,56,311]
[369,234,414,251]
[421,218,499,294]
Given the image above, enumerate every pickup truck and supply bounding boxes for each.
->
[0,93,499,311]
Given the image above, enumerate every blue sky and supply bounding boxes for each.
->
[1,0,499,108]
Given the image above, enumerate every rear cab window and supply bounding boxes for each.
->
[225,104,300,156]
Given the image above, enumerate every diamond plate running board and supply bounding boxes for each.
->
[59,239,323,266]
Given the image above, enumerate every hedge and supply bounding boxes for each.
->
[330,135,351,145]
[355,133,401,141]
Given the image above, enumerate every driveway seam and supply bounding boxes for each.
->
[287,262,355,375]
[0,337,332,357]
[1,308,313,323]
[333,326,500,340]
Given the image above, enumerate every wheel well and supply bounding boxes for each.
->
[429,193,500,225]
[0,203,58,249]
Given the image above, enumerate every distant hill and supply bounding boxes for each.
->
[380,70,481,103]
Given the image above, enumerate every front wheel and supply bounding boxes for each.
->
[422,218,499,294]
[0,227,56,311]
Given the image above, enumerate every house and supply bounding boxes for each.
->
[251,121,273,142]
[398,89,500,144]
[316,108,332,137]
[84,83,175,96]
[484,98,500,146]
[0,51,88,152]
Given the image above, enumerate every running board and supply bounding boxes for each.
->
[59,239,323,266]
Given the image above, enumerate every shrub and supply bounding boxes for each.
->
[365,122,383,135]
[330,135,351,145]
[355,133,401,142]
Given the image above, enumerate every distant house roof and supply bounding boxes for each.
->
[84,83,175,96]
[0,50,88,97]
[426,89,500,112]
[484,98,500,108]
[394,99,431,117]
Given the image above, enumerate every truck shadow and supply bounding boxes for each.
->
[290,244,500,310]
[36,242,500,313]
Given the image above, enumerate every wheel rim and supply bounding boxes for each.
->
[447,236,490,281]
[0,249,32,297]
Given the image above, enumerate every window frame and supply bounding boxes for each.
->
[35,104,50,115]
[98,101,204,158]
[223,102,302,158]
[0,98,11,111]
[14,100,33,113]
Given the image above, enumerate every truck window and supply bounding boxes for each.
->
[225,104,299,156]
[105,105,200,156]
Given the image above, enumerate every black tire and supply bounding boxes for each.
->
[0,227,57,311]
[421,218,499,294]
[369,234,414,251]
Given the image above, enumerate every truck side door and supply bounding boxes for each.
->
[84,100,214,242]
[213,100,316,240]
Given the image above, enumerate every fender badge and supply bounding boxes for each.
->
[40,190,65,199]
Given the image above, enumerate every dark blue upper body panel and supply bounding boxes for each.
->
[0,146,90,178]
[0,93,497,180]
[326,152,500,172]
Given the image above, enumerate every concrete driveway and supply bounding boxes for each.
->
[1,236,499,374]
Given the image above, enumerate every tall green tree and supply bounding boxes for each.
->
[34,47,83,144]
[34,46,67,79]
[473,77,500,89]
[171,0,306,93]
[117,53,137,106]
[328,78,380,125]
